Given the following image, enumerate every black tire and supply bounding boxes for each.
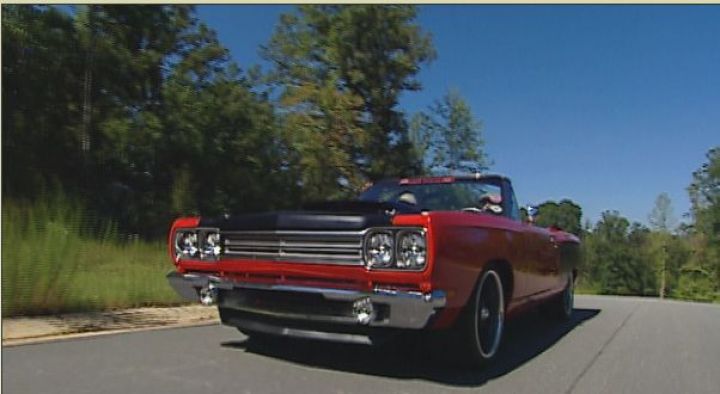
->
[451,268,506,367]
[546,272,574,321]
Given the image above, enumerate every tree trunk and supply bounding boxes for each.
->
[659,244,667,299]
[81,6,96,155]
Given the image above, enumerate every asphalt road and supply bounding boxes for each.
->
[4,295,720,394]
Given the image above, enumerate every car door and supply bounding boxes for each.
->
[502,180,559,296]
[523,224,560,295]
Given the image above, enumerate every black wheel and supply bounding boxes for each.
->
[546,272,574,321]
[452,268,505,366]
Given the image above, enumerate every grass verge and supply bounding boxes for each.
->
[2,196,183,317]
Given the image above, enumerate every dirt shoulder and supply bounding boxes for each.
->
[2,305,220,346]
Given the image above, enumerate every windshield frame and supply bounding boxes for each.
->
[358,176,511,217]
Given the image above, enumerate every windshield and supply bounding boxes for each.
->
[358,179,503,212]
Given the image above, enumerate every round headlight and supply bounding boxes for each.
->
[176,231,198,259]
[397,231,427,269]
[365,232,394,268]
[201,232,222,259]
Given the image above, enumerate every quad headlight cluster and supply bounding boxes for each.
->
[174,228,222,261]
[363,228,427,270]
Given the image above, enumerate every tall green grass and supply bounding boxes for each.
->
[2,195,183,316]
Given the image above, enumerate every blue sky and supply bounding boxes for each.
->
[196,5,719,226]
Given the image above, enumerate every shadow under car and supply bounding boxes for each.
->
[220,307,601,387]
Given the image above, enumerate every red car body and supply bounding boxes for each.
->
[167,174,580,364]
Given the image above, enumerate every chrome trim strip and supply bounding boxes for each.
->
[225,240,363,248]
[221,252,363,265]
[223,250,360,260]
[221,229,368,237]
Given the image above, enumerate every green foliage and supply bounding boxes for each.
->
[3,5,296,237]
[1,196,181,316]
[685,147,720,300]
[646,193,678,297]
[535,199,583,236]
[581,212,656,296]
[661,234,693,298]
[581,207,715,302]
[279,77,368,201]
[410,89,490,175]
[264,5,436,186]
[160,62,296,218]
[544,194,708,301]
[673,266,717,302]
[2,5,83,197]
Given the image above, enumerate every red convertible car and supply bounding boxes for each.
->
[167,174,580,366]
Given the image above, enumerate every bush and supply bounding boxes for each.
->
[672,267,718,303]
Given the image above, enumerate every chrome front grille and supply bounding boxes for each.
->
[222,230,365,265]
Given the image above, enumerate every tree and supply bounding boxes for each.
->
[263,5,436,188]
[158,28,296,225]
[649,192,677,232]
[2,5,297,237]
[408,112,433,175]
[647,192,677,298]
[410,89,490,175]
[535,199,583,236]
[278,77,367,201]
[582,211,656,296]
[2,5,84,197]
[663,234,691,298]
[627,222,658,296]
[69,5,248,235]
[592,211,632,294]
[685,147,720,301]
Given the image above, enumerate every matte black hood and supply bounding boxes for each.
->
[198,200,420,231]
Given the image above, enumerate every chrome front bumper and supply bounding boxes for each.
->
[167,271,446,331]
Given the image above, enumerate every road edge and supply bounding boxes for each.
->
[2,305,220,347]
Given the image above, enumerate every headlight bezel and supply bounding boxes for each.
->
[363,227,428,271]
[363,230,396,269]
[174,227,222,262]
[395,229,428,270]
[199,230,222,261]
